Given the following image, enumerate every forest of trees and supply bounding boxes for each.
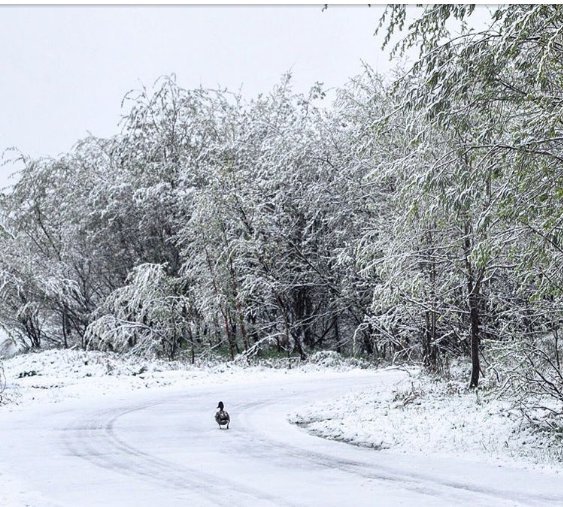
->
[0,5,562,409]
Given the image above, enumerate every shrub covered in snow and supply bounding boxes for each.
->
[485,331,563,434]
[306,351,371,369]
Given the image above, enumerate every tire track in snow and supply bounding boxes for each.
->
[63,400,296,507]
[234,397,563,507]
[61,373,563,507]
[226,399,490,505]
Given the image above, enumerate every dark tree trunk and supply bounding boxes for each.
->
[363,333,374,355]
[333,315,341,353]
[61,310,70,349]
[468,289,481,388]
[292,329,307,361]
[222,310,236,361]
[464,221,482,388]
[188,326,196,365]
[421,228,439,371]
[423,310,438,372]
[293,287,314,348]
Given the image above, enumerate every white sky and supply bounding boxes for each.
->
[0,5,492,189]
[0,5,394,187]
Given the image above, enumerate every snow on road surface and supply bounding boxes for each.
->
[1,368,563,507]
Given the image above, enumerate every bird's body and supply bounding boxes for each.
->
[215,401,230,429]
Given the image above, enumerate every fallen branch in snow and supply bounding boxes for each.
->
[233,334,283,364]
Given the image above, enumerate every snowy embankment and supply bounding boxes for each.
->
[289,363,563,472]
[0,349,369,407]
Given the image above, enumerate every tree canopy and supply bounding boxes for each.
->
[1,6,562,412]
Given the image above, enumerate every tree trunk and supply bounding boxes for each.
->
[61,310,69,349]
[468,289,481,388]
[222,310,236,361]
[423,310,438,371]
[333,315,341,353]
[292,329,307,361]
[464,221,481,388]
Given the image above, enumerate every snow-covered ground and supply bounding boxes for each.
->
[0,349,369,406]
[289,366,563,471]
[1,350,563,506]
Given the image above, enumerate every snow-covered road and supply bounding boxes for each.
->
[1,369,563,506]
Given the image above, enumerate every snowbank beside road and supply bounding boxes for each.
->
[290,368,563,472]
[0,349,372,407]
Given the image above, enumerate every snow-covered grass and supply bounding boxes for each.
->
[289,361,563,472]
[0,348,371,408]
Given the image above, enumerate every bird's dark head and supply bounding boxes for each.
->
[217,401,224,410]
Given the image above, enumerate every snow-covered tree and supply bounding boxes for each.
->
[85,263,191,359]
[375,4,563,388]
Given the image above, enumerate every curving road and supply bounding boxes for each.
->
[1,370,563,506]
